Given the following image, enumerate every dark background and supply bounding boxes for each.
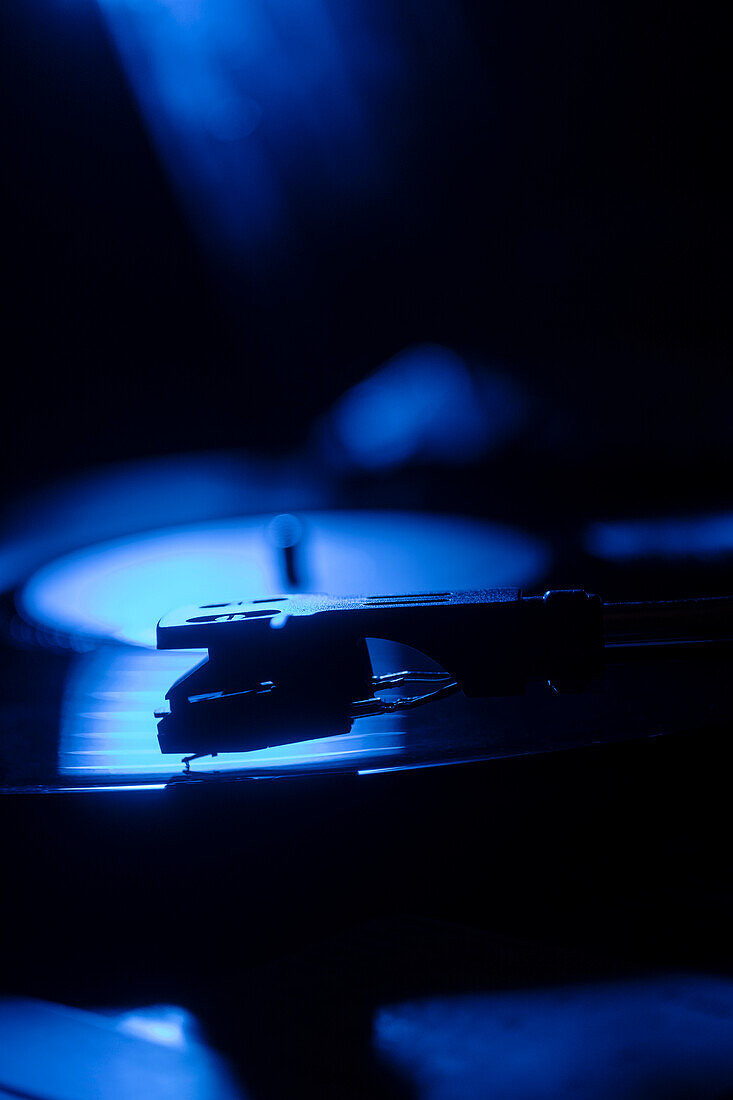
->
[1,0,730,515]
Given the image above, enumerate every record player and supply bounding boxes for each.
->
[3,486,732,792]
[3,458,733,1098]
[3,0,733,1086]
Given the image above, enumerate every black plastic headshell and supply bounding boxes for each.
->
[155,589,603,763]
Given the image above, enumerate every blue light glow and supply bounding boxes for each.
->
[0,998,245,1099]
[329,345,528,469]
[22,512,547,647]
[0,451,324,595]
[375,977,733,1099]
[586,511,733,561]
[55,783,169,792]
[92,0,464,263]
[115,1005,196,1050]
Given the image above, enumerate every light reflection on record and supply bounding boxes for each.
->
[56,629,733,788]
[59,645,408,780]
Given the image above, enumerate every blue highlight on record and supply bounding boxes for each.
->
[59,645,406,778]
[21,512,547,646]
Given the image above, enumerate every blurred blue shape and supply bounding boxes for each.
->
[23,520,275,647]
[586,511,733,561]
[22,511,547,646]
[92,0,464,263]
[115,1005,200,1050]
[0,451,324,595]
[330,345,528,469]
[0,997,245,1100]
[375,976,733,1099]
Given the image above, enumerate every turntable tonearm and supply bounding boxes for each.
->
[155,590,733,767]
